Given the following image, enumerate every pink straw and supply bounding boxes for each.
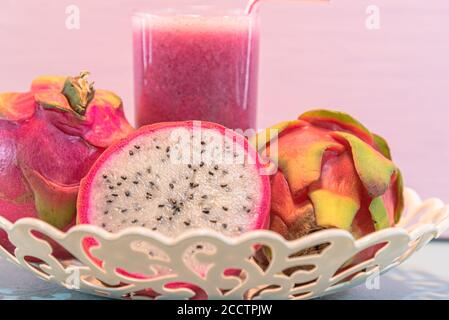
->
[245,0,330,15]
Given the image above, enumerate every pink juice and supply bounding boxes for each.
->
[133,14,260,130]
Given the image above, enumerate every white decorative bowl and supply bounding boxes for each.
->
[0,188,448,300]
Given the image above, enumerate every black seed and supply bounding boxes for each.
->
[141,223,146,227]
[134,145,140,150]
[156,145,161,149]
[200,161,205,167]
[112,194,118,197]
[109,186,114,190]
[169,217,173,221]
[223,170,229,175]
[246,209,251,213]
[247,196,252,200]
[208,171,214,176]
[147,168,152,174]
[184,221,191,226]
[146,192,152,197]
[190,182,199,189]
[104,210,109,215]
[201,141,206,145]
[157,216,163,221]
[166,146,170,153]
[169,183,174,189]
[222,223,228,229]
[121,176,127,181]
[136,171,142,176]
[202,209,210,214]
[185,176,189,180]
[158,204,165,208]
[152,227,157,231]
[193,169,197,172]
[150,181,155,187]
[101,223,106,228]
[196,245,203,249]
[121,209,128,213]
[201,195,208,199]
[102,175,108,179]
[188,164,192,169]
[169,199,177,205]
[117,182,122,186]
[106,200,113,204]
[214,165,219,171]
[132,219,138,224]
[222,206,228,211]
[133,181,139,185]
[220,184,228,188]
[210,219,217,224]
[129,150,134,156]
[201,150,205,154]
[125,191,131,197]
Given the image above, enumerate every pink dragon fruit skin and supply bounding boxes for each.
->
[0,72,134,257]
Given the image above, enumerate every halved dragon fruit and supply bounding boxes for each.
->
[78,121,270,235]
[77,121,271,282]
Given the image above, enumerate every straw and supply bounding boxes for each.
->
[245,0,330,15]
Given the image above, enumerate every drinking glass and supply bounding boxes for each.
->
[133,1,260,131]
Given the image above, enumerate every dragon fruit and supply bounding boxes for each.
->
[78,120,270,236]
[253,109,404,263]
[0,72,133,256]
[77,121,271,282]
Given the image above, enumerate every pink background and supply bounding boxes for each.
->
[1,0,448,203]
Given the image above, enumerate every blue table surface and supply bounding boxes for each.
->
[1,241,448,300]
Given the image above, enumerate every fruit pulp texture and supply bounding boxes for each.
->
[133,15,260,130]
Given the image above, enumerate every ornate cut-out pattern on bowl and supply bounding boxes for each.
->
[0,188,448,300]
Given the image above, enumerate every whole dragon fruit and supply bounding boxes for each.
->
[0,72,133,256]
[253,109,404,262]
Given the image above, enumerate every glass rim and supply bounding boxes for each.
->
[133,5,255,18]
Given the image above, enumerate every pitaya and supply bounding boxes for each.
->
[0,72,133,256]
[252,109,404,263]
[78,120,270,236]
[77,121,271,282]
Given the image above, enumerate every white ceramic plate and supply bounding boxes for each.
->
[0,188,448,300]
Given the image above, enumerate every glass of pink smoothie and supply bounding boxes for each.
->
[133,3,260,131]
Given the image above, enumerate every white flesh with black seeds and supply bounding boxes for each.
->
[88,126,264,238]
